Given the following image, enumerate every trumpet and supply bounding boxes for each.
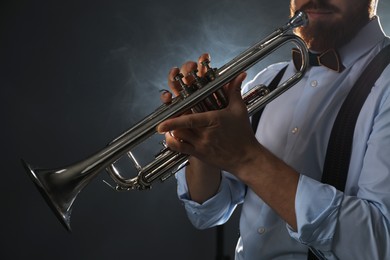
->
[22,11,309,231]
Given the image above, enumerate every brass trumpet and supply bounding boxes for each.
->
[22,11,309,231]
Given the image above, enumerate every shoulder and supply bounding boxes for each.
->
[358,62,390,130]
[371,63,390,107]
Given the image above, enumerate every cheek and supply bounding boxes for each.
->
[291,0,307,10]
[338,0,367,14]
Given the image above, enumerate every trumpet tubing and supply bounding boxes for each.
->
[23,11,309,231]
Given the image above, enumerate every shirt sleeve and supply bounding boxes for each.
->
[287,175,343,258]
[288,75,390,259]
[176,168,246,230]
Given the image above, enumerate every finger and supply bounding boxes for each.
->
[164,131,195,155]
[168,67,183,96]
[169,129,200,144]
[160,89,173,104]
[180,61,198,85]
[157,112,213,133]
[224,72,247,105]
[197,53,211,76]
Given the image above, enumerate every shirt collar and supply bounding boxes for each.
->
[339,16,388,69]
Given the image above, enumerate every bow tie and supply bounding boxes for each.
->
[292,48,345,73]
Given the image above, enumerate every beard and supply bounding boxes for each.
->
[290,0,371,52]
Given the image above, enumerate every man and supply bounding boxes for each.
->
[158,0,390,258]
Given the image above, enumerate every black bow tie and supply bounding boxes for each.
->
[292,48,345,73]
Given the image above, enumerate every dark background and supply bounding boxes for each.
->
[1,1,389,259]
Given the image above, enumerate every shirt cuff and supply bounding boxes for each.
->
[287,174,343,251]
[175,168,238,229]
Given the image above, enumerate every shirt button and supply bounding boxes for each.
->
[257,227,266,234]
[310,80,318,87]
[291,127,299,134]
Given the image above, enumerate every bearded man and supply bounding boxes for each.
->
[159,0,390,259]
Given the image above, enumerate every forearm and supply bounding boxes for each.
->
[185,157,222,204]
[234,142,300,230]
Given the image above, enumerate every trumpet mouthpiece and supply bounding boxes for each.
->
[290,11,309,29]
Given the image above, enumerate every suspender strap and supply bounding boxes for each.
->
[309,45,390,260]
[251,65,288,132]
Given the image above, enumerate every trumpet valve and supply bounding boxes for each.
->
[201,59,217,81]
[174,72,197,98]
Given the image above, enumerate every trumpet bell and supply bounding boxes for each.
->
[22,159,95,232]
[22,160,72,231]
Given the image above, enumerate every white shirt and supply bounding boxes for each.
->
[177,17,390,259]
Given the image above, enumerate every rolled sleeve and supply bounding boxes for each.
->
[288,174,343,251]
[176,169,245,229]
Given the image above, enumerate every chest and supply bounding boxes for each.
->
[256,67,358,177]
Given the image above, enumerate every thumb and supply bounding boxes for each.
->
[225,72,247,107]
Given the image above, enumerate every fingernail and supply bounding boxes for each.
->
[156,125,166,134]
[241,72,247,81]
